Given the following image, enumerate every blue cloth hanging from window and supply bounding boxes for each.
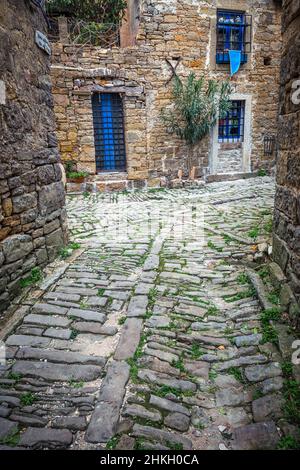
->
[229,50,242,76]
[101,93,116,170]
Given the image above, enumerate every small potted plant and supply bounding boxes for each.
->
[65,161,88,183]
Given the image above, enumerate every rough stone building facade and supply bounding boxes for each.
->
[0,0,67,316]
[273,0,300,325]
[50,0,282,192]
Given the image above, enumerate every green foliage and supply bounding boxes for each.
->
[0,429,20,447]
[171,354,186,373]
[227,367,246,384]
[106,435,120,450]
[283,379,300,425]
[206,305,219,316]
[237,272,250,285]
[20,392,37,406]
[70,329,79,340]
[277,435,300,450]
[248,225,260,239]
[46,0,127,24]
[162,73,231,146]
[59,242,81,259]
[257,168,267,177]
[20,267,42,288]
[190,343,204,359]
[253,389,264,400]
[153,385,193,399]
[66,171,88,179]
[260,308,281,345]
[68,379,84,388]
[224,287,256,303]
[207,240,223,252]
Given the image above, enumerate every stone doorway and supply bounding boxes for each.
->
[210,93,252,175]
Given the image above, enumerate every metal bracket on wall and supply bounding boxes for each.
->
[165,57,182,86]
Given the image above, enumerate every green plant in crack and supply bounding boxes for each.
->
[260,307,281,345]
[97,288,105,297]
[153,385,193,399]
[106,435,120,450]
[227,367,246,384]
[147,287,158,310]
[222,233,234,245]
[277,435,300,450]
[258,265,270,281]
[209,370,218,381]
[118,316,126,325]
[206,304,219,316]
[267,289,280,306]
[0,429,20,447]
[59,242,81,260]
[237,272,250,285]
[223,287,256,303]
[70,329,79,340]
[20,392,37,406]
[20,267,42,288]
[68,379,84,388]
[126,333,148,383]
[166,441,183,450]
[207,240,223,252]
[263,217,273,234]
[171,353,186,373]
[252,389,264,401]
[248,225,260,240]
[190,343,204,359]
[7,372,22,382]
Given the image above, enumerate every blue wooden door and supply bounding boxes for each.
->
[92,93,126,172]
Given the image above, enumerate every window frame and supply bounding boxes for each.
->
[218,100,245,143]
[92,92,127,173]
[216,10,252,65]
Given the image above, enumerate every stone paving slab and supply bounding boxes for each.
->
[0,177,290,450]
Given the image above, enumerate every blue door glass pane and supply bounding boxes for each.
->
[218,100,245,142]
[92,93,126,172]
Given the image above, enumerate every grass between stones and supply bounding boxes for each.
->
[0,429,20,447]
[152,385,194,399]
[59,242,81,260]
[260,307,281,345]
[281,360,300,427]
[19,267,42,288]
[20,392,37,406]
[127,333,149,383]
[227,367,246,384]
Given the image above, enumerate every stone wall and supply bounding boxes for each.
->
[50,0,282,190]
[273,0,300,325]
[0,0,68,317]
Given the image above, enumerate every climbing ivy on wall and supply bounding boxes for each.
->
[46,0,127,24]
[162,73,232,146]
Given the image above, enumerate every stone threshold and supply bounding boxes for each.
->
[206,172,264,183]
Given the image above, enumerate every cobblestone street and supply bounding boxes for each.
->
[0,177,289,450]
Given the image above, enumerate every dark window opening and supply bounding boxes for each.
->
[216,10,252,64]
[264,57,272,66]
[219,100,245,142]
[92,93,127,173]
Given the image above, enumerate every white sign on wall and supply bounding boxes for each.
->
[35,30,51,56]
[0,80,6,105]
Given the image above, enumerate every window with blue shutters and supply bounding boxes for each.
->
[218,100,245,142]
[92,93,127,172]
[216,10,252,64]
